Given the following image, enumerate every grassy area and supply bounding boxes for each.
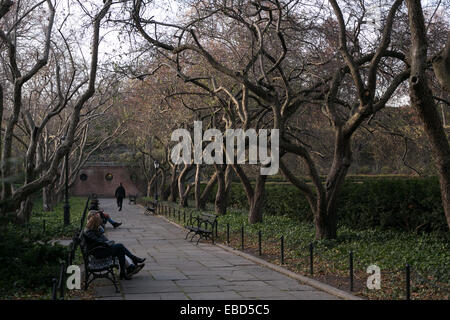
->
[0,196,89,299]
[29,196,90,239]
[155,200,449,300]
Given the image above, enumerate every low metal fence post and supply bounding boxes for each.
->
[241,226,244,250]
[215,221,218,238]
[226,223,230,244]
[349,251,354,291]
[52,278,58,300]
[309,242,314,275]
[258,230,262,256]
[281,235,284,264]
[59,262,66,300]
[406,264,411,300]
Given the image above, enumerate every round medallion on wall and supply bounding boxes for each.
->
[80,173,88,181]
[105,173,113,181]
[130,173,137,183]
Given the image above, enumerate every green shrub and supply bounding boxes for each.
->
[0,196,88,298]
[358,165,372,174]
[0,225,68,298]
[337,177,445,231]
[203,176,447,232]
[380,166,392,174]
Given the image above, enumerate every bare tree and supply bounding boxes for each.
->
[125,0,447,237]
[0,0,113,222]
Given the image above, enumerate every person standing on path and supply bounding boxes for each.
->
[115,183,126,211]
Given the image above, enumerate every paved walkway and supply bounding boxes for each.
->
[93,198,340,300]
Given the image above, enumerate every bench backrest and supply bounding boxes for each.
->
[79,195,92,232]
[78,232,87,253]
[198,213,217,230]
[67,195,91,265]
[199,213,217,223]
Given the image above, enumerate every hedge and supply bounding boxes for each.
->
[199,176,447,232]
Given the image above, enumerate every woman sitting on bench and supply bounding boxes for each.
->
[83,212,145,280]
[89,201,122,229]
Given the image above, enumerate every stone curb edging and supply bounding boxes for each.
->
[214,243,364,300]
[148,209,364,301]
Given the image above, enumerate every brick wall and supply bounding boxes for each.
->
[71,165,146,197]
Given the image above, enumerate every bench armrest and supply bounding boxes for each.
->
[87,245,114,257]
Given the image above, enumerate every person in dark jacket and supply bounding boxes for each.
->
[114,183,126,211]
[83,212,145,279]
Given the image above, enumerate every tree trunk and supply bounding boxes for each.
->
[214,164,226,215]
[194,164,201,209]
[224,165,234,207]
[159,169,167,201]
[168,165,178,202]
[0,84,3,172]
[42,185,56,212]
[147,180,152,198]
[198,171,217,210]
[16,197,33,225]
[231,164,267,224]
[1,85,22,201]
[406,0,450,230]
[248,174,267,224]
[147,173,156,198]
[178,163,193,207]
[432,33,450,93]
[316,127,352,239]
[280,129,351,239]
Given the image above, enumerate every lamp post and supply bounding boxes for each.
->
[61,136,70,226]
[154,160,159,202]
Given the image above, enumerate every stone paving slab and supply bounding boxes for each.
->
[90,198,342,300]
